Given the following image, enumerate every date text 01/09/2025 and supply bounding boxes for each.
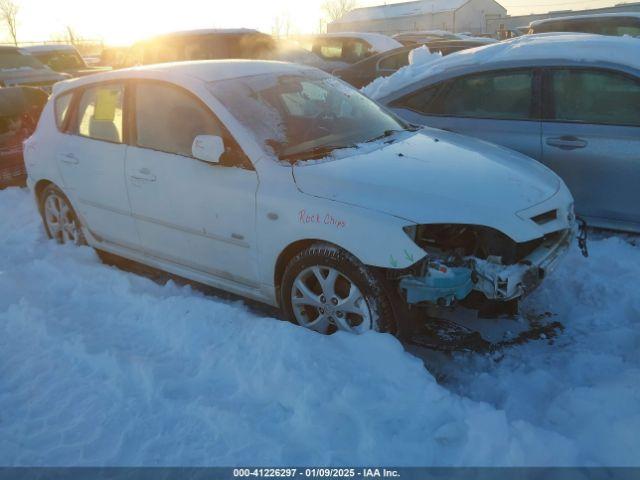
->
[233,468,401,478]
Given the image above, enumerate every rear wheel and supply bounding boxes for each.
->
[40,184,85,245]
[281,243,396,334]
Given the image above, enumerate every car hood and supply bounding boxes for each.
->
[292,129,563,242]
[0,68,66,84]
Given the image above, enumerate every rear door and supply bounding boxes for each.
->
[56,81,140,248]
[390,68,543,161]
[541,67,640,226]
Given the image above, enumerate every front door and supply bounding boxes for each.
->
[541,68,640,226]
[391,68,543,161]
[125,81,260,287]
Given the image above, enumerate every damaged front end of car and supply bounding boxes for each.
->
[395,223,575,308]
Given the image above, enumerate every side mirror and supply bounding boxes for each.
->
[192,135,224,164]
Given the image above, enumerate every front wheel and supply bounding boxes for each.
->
[39,184,85,245]
[281,243,396,334]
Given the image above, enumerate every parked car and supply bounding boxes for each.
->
[118,28,326,70]
[0,86,48,187]
[119,28,278,68]
[371,34,640,233]
[96,46,128,68]
[24,45,111,77]
[294,33,403,71]
[334,39,496,88]
[528,12,640,37]
[25,61,575,335]
[0,46,68,91]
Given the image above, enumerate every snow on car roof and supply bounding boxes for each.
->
[334,0,468,23]
[23,44,77,53]
[363,33,640,100]
[530,11,640,26]
[309,32,403,52]
[51,59,316,95]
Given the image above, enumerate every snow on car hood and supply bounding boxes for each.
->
[293,129,562,240]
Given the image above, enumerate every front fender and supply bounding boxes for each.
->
[256,181,426,290]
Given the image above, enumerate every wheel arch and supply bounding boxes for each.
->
[273,238,362,305]
[33,179,54,213]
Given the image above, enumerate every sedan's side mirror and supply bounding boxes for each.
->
[192,135,224,164]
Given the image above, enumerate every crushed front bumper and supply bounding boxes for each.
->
[400,227,574,305]
[472,227,574,301]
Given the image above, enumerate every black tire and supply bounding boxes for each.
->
[281,243,397,334]
[39,184,86,245]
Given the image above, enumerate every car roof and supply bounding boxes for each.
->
[23,44,78,54]
[365,33,640,100]
[530,11,640,27]
[145,28,263,40]
[51,59,317,95]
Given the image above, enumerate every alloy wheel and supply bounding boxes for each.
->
[44,193,81,245]
[290,266,373,334]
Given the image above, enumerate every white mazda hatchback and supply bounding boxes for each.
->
[25,60,576,336]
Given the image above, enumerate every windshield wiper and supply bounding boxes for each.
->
[366,129,398,143]
[280,144,354,162]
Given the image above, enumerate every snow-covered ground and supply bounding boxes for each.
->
[1,187,639,466]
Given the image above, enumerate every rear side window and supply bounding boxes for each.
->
[135,82,222,157]
[549,69,640,126]
[54,93,72,130]
[76,84,125,143]
[316,39,343,60]
[404,70,535,120]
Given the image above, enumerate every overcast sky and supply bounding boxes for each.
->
[2,0,632,45]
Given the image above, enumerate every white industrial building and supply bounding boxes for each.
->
[327,0,507,35]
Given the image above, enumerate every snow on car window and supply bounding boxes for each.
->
[208,70,404,163]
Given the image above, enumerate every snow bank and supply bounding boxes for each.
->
[362,33,640,100]
[0,187,639,466]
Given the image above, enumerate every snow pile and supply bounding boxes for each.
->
[408,45,441,66]
[1,187,639,466]
[362,33,640,100]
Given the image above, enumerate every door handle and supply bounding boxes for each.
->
[59,153,79,165]
[546,136,587,150]
[130,168,156,182]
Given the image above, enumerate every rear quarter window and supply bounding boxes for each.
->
[54,92,73,131]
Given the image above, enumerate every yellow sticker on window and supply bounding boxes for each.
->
[93,88,120,121]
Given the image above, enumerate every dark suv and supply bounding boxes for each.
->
[0,46,68,91]
[119,29,278,67]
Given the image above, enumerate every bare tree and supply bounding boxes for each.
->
[0,0,18,46]
[321,0,357,23]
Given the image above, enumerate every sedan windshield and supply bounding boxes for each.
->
[0,50,47,71]
[33,51,86,71]
[208,70,406,162]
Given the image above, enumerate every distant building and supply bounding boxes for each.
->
[486,1,640,34]
[327,0,507,36]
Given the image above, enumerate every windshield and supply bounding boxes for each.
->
[208,70,406,162]
[0,50,47,71]
[33,51,86,71]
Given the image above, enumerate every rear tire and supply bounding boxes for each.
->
[281,243,396,334]
[39,184,86,246]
